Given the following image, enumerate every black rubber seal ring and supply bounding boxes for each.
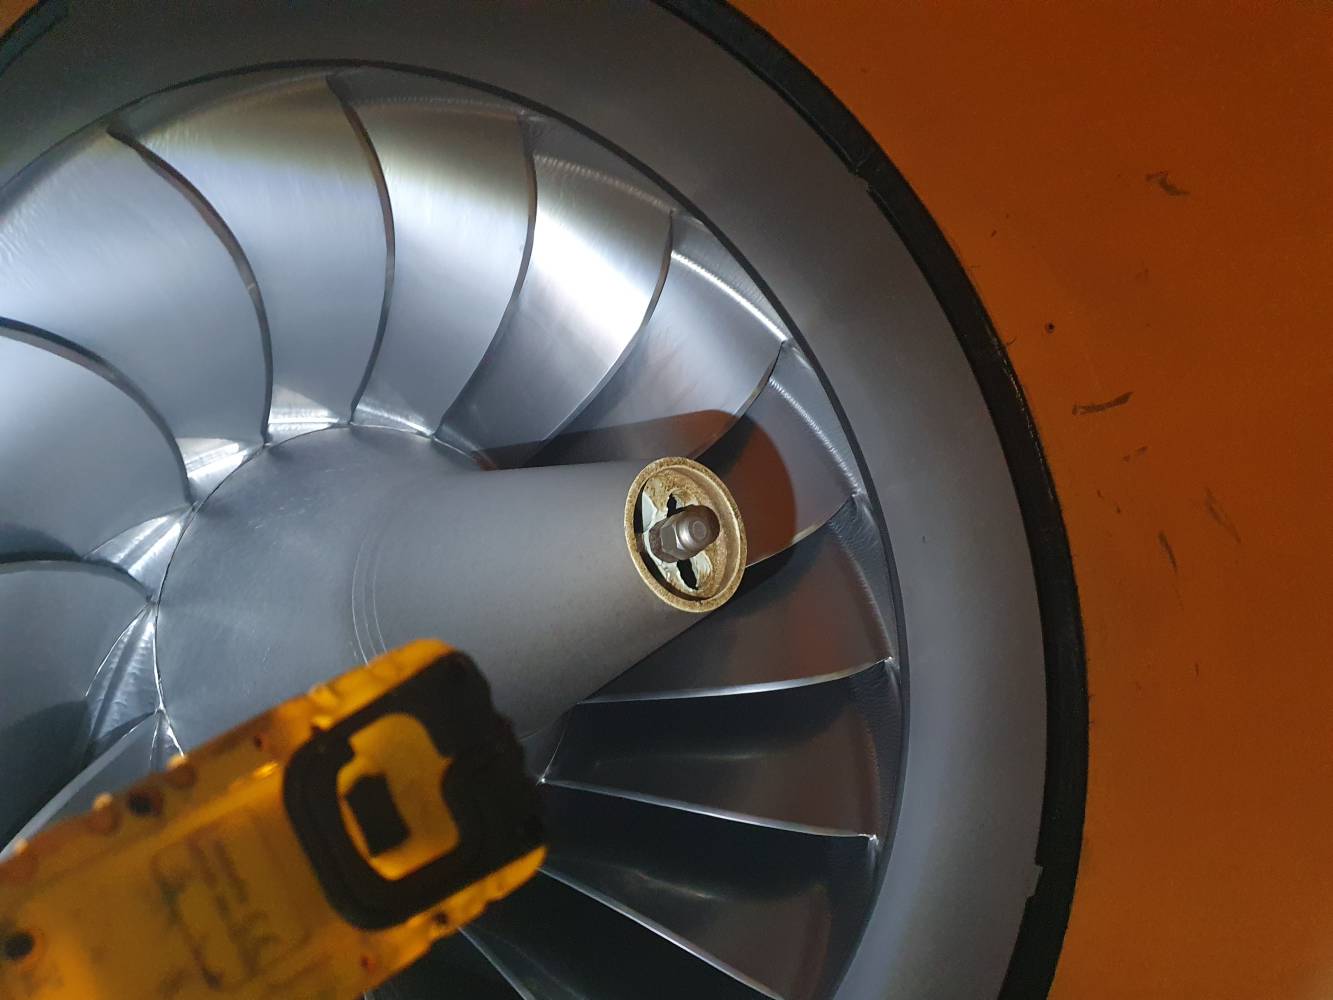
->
[653,3,1088,997]
[0,0,65,77]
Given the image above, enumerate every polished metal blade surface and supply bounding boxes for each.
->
[439,131,672,465]
[467,874,770,1000]
[0,562,145,839]
[0,131,267,448]
[0,332,188,559]
[123,73,387,430]
[594,501,892,701]
[534,219,783,465]
[547,665,902,837]
[1,711,157,857]
[338,72,533,433]
[543,782,875,1000]
[702,345,859,564]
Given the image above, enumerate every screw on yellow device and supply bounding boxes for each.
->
[0,639,545,1000]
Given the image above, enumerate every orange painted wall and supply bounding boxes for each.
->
[0,0,29,36]
[735,2,1333,997]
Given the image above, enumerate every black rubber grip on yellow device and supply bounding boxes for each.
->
[283,651,543,929]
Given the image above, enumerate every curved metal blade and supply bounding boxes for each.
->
[439,128,673,466]
[533,218,784,465]
[1,711,158,857]
[547,665,902,837]
[0,332,188,559]
[370,933,527,1000]
[701,345,859,564]
[333,71,534,435]
[0,130,267,449]
[543,783,875,1000]
[594,500,892,701]
[468,874,770,1000]
[121,73,388,431]
[0,562,145,840]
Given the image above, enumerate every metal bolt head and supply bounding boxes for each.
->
[650,504,721,561]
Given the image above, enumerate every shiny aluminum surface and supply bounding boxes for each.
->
[0,131,268,453]
[542,782,874,1000]
[82,604,165,761]
[702,346,859,564]
[0,62,898,1000]
[124,73,388,433]
[548,664,900,837]
[0,19,1042,994]
[440,132,673,465]
[538,220,784,465]
[0,562,145,839]
[0,333,187,559]
[594,502,892,701]
[154,429,701,746]
[1,712,158,857]
[340,72,534,434]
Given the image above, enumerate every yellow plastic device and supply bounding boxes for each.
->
[0,639,545,1000]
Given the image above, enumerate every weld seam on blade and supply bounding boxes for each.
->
[686,333,782,461]
[326,73,397,424]
[435,111,540,455]
[541,778,874,840]
[522,208,677,469]
[584,657,888,704]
